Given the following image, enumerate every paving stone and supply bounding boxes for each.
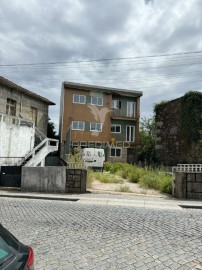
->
[0,197,202,270]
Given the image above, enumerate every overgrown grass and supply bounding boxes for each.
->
[104,162,126,174]
[104,162,145,183]
[87,169,94,188]
[118,185,131,193]
[104,162,173,194]
[139,171,172,193]
[93,171,123,184]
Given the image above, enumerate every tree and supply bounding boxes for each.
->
[138,116,158,165]
[47,118,58,139]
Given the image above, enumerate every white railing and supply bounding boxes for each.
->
[0,113,34,128]
[0,113,59,167]
[35,127,46,141]
[24,138,59,167]
[66,162,87,169]
[172,164,202,174]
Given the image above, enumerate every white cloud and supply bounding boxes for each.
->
[0,0,202,131]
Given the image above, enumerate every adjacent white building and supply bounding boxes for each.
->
[0,76,58,167]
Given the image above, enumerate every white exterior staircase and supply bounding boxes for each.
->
[22,137,58,167]
[0,113,59,167]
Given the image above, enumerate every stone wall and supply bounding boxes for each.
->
[66,169,87,193]
[155,98,202,166]
[174,172,202,199]
[0,84,49,134]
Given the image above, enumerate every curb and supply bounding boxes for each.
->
[87,188,171,199]
[0,194,79,202]
[1,193,202,209]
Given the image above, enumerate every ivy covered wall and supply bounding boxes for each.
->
[155,91,202,166]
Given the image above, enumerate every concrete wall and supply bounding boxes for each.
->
[174,172,202,199]
[0,84,49,134]
[21,167,87,193]
[0,121,34,163]
[21,167,66,192]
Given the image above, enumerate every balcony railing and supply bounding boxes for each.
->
[172,164,202,174]
[111,110,136,119]
[0,113,34,128]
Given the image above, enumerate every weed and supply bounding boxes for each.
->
[87,169,94,188]
[118,185,131,193]
[103,162,172,194]
[139,171,172,194]
[94,171,123,184]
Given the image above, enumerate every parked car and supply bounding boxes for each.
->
[0,224,34,270]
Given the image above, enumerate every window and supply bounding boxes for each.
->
[127,102,136,117]
[31,107,38,126]
[73,94,86,104]
[90,122,102,132]
[111,124,121,133]
[112,100,121,109]
[110,148,122,157]
[72,121,85,130]
[91,96,103,106]
[126,126,135,142]
[6,99,16,116]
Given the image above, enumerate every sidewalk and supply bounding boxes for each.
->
[1,188,202,209]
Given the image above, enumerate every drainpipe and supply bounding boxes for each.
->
[20,93,23,114]
[136,97,140,145]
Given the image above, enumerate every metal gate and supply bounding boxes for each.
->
[0,166,22,187]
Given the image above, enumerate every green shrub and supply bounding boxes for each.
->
[128,167,145,183]
[128,171,140,183]
[115,164,145,183]
[116,170,128,179]
[104,162,127,174]
[139,171,172,194]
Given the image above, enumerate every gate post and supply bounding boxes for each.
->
[174,172,187,199]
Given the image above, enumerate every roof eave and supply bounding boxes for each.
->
[0,76,55,105]
[64,81,143,97]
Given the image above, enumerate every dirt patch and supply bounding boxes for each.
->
[91,179,161,195]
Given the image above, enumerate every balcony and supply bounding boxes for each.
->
[111,109,136,120]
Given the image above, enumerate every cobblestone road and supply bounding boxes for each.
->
[1,197,202,270]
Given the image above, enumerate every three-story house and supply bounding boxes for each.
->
[59,82,142,163]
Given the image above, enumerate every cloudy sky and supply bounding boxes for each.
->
[0,0,202,131]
